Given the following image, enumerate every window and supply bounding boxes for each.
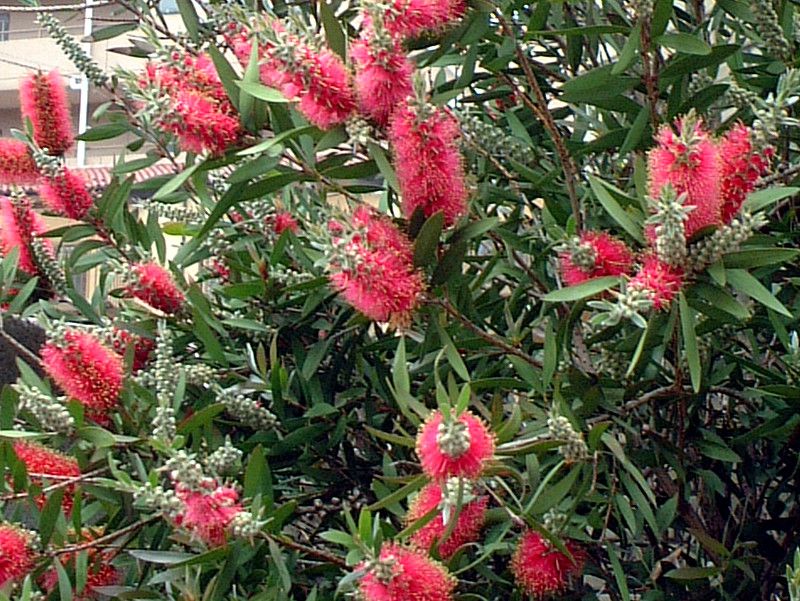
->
[0,13,9,42]
[159,0,179,14]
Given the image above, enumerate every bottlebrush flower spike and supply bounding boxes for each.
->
[141,53,244,155]
[362,0,462,40]
[39,168,94,220]
[718,124,773,223]
[173,483,243,546]
[128,262,185,314]
[358,543,457,601]
[0,139,38,185]
[41,531,120,601]
[271,211,300,235]
[407,481,488,558]
[389,102,468,225]
[351,36,414,127]
[628,256,684,311]
[41,329,124,426]
[416,409,495,480]
[648,115,722,239]
[511,530,585,599]
[0,196,51,275]
[559,231,634,286]
[19,69,74,156]
[111,327,155,372]
[12,440,80,513]
[328,207,424,325]
[0,523,36,587]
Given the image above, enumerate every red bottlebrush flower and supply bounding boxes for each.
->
[718,124,773,223]
[407,482,488,558]
[128,262,185,314]
[141,53,244,155]
[227,22,355,129]
[351,37,414,127]
[0,523,36,587]
[628,256,684,311]
[363,0,461,40]
[41,330,124,426]
[173,483,243,546]
[0,138,38,185]
[271,211,299,235]
[12,441,80,513]
[39,168,94,220]
[19,70,74,156]
[111,327,155,372]
[0,196,51,275]
[511,530,585,599]
[328,207,425,325]
[389,103,468,225]
[648,117,722,239]
[41,531,121,601]
[559,231,634,287]
[358,543,456,601]
[416,410,495,480]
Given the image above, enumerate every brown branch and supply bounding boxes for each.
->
[639,16,660,128]
[265,533,348,568]
[430,297,542,368]
[495,13,583,231]
[49,517,158,556]
[0,315,44,369]
[1,468,107,502]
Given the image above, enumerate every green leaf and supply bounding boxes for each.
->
[431,240,467,286]
[727,269,792,318]
[236,81,289,103]
[588,176,645,243]
[38,487,66,547]
[176,0,200,42]
[366,474,426,511]
[611,21,641,75]
[723,248,800,268]
[238,126,316,157]
[76,123,129,142]
[368,142,399,192]
[607,544,631,600]
[83,22,137,42]
[665,566,719,580]
[656,33,712,55]
[679,293,702,393]
[244,445,273,505]
[543,276,619,302]
[414,212,444,268]
[153,163,200,200]
[207,45,241,108]
[129,550,195,564]
[745,186,799,212]
[319,1,346,59]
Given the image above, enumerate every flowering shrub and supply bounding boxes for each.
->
[0,1,799,600]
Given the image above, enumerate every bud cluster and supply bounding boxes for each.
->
[30,235,66,295]
[647,185,689,267]
[13,381,74,433]
[436,417,472,458]
[219,388,278,430]
[205,439,244,477]
[164,450,214,492]
[686,211,766,272]
[31,145,63,178]
[134,483,184,520]
[588,287,653,329]
[753,0,793,62]
[547,410,589,463]
[459,111,536,166]
[37,13,109,87]
[147,201,201,223]
[346,115,374,148]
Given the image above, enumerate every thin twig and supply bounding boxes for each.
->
[50,517,158,556]
[265,533,348,568]
[0,315,44,369]
[495,13,583,231]
[1,468,108,502]
[430,297,542,368]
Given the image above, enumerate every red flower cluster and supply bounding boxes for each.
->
[0,138,37,185]
[13,440,81,513]
[39,168,94,220]
[173,483,243,546]
[416,410,495,481]
[511,530,585,599]
[41,329,124,425]
[358,543,456,601]
[718,124,773,223]
[559,231,634,286]
[111,327,155,372]
[389,103,468,224]
[351,38,414,127]
[0,196,52,275]
[628,256,684,311]
[364,0,464,40]
[128,262,185,314]
[0,523,36,587]
[142,53,243,155]
[329,207,424,324]
[407,482,488,558]
[40,530,121,600]
[19,69,74,156]
[271,210,300,235]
